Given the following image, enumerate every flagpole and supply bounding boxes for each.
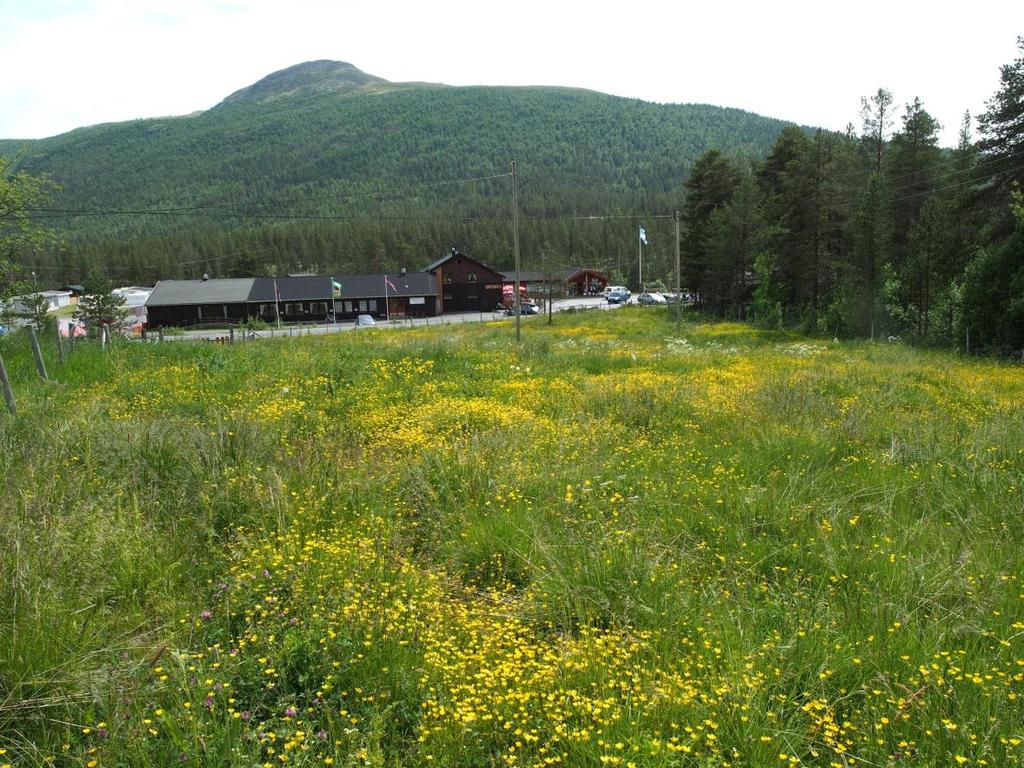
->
[638,228,643,291]
[331,276,336,322]
[384,275,390,323]
[274,278,281,329]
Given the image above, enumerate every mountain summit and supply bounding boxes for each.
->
[218,60,389,106]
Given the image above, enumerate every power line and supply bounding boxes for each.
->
[26,171,513,218]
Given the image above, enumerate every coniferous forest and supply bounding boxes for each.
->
[2,44,1024,352]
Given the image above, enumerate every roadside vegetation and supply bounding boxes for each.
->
[1,308,1022,767]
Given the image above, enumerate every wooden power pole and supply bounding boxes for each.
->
[512,160,521,344]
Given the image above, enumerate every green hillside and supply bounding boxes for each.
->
[0,61,796,282]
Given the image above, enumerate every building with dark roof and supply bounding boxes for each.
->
[145,278,258,326]
[145,273,441,327]
[334,272,438,319]
[425,248,503,313]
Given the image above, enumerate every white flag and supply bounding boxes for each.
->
[639,227,647,245]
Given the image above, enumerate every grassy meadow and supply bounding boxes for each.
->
[1,309,1022,767]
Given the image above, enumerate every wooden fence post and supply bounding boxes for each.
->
[158,327,164,343]
[229,327,235,344]
[55,322,66,365]
[0,351,15,415]
[27,326,49,381]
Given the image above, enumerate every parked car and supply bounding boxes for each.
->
[606,288,631,304]
[603,285,628,298]
[354,314,376,327]
[505,303,539,316]
[637,292,668,306]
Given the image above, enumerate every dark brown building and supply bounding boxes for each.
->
[500,267,608,298]
[425,248,504,313]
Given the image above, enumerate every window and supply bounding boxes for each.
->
[467,272,478,282]
[343,301,353,313]
[444,274,453,283]
[311,301,327,315]
[359,300,368,312]
[368,300,377,312]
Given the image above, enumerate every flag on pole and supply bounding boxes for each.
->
[332,280,342,298]
[639,227,648,245]
[384,276,398,292]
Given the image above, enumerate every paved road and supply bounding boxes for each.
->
[157,297,620,342]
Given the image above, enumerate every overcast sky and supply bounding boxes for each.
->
[2,0,1021,146]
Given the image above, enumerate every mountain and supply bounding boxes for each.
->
[0,62,803,283]
[218,60,393,105]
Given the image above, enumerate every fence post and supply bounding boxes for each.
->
[27,327,49,381]
[0,352,15,415]
[158,326,164,343]
[229,327,235,344]
[55,322,66,365]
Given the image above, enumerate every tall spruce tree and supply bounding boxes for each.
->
[681,150,740,309]
[887,98,943,253]
[860,88,894,174]
[978,37,1024,202]
[703,166,769,316]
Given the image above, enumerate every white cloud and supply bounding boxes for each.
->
[1,0,1021,144]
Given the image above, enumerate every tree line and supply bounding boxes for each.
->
[680,39,1024,353]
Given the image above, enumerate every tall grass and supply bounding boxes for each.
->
[1,309,1022,766]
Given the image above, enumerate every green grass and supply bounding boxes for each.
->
[0,309,1022,767]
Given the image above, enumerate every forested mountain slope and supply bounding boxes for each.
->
[0,61,797,281]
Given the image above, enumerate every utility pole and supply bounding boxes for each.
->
[512,160,521,343]
[674,210,682,336]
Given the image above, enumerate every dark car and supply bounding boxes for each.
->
[606,288,631,304]
[504,303,539,316]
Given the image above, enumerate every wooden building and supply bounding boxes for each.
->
[425,248,504,313]
[333,273,438,320]
[500,267,608,297]
[145,274,441,327]
[248,276,336,323]
[146,278,260,327]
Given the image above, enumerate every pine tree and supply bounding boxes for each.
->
[978,37,1024,201]
[860,88,894,174]
[73,273,129,334]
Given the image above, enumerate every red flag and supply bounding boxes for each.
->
[384,276,398,292]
